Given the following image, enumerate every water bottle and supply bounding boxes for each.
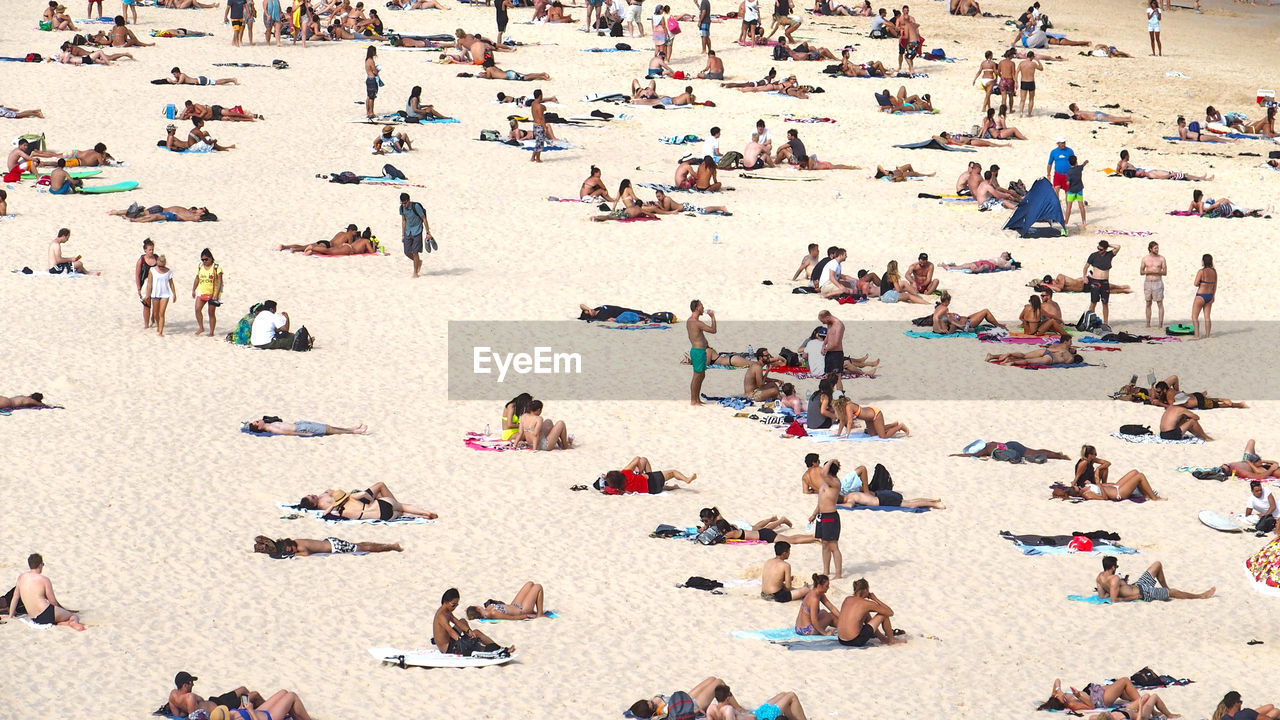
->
[712,232,719,245]
[747,344,755,357]
[484,423,491,438]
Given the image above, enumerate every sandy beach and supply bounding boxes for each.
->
[3,0,1280,717]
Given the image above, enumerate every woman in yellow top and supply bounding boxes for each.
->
[501,393,533,440]
[192,248,223,337]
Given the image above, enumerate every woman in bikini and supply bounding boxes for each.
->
[993,104,1027,139]
[794,574,838,635]
[1018,295,1064,335]
[1073,444,1110,486]
[715,517,816,544]
[831,397,909,438]
[1086,691,1179,720]
[1246,106,1278,138]
[592,179,657,221]
[1192,253,1215,339]
[1037,677,1143,714]
[1064,448,1161,501]
[298,482,438,520]
[465,581,547,620]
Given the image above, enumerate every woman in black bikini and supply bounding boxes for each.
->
[298,482,437,520]
[1192,253,1216,339]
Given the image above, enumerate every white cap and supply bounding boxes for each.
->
[1055,136,1067,144]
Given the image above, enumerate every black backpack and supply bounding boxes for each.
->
[650,311,676,324]
[778,347,801,366]
[1076,310,1102,332]
[1119,424,1152,436]
[667,690,698,720]
[382,163,406,180]
[329,171,361,184]
[772,44,788,61]
[291,326,314,352]
[868,463,893,493]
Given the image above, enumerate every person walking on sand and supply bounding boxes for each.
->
[9,553,85,630]
[808,475,842,579]
[1140,241,1166,328]
[1046,137,1073,201]
[1095,557,1213,602]
[973,50,997,112]
[145,254,176,336]
[1017,51,1043,116]
[1146,0,1161,56]
[697,0,712,53]
[687,299,716,406]
[530,89,547,163]
[192,248,222,337]
[226,0,248,46]
[364,45,380,119]
[1062,154,1087,230]
[1192,253,1215,339]
[122,0,137,24]
[398,192,435,278]
[135,238,157,328]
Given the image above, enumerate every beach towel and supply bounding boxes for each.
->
[1111,431,1203,445]
[776,115,837,123]
[800,429,902,443]
[838,504,928,513]
[464,432,519,451]
[150,29,210,37]
[904,330,976,339]
[10,268,91,278]
[1067,594,1112,605]
[637,182,729,194]
[617,215,660,222]
[240,426,324,438]
[275,502,435,525]
[594,322,671,330]
[581,47,640,52]
[659,134,702,145]
[1000,361,1095,369]
[731,628,839,645]
[478,611,559,622]
[893,138,975,152]
[1004,540,1137,556]
[944,265,1016,274]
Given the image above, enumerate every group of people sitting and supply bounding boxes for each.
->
[500,393,572,450]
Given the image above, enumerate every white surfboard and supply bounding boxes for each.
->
[1199,510,1243,533]
[369,646,516,668]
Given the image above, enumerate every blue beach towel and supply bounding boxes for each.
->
[904,330,976,339]
[838,504,929,513]
[731,628,838,644]
[1018,544,1136,556]
[478,611,560,622]
[804,431,902,443]
[1067,594,1112,605]
[241,426,323,437]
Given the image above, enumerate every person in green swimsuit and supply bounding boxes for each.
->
[687,299,716,406]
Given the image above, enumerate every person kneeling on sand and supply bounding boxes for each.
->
[6,553,84,630]
[836,577,901,646]
[464,581,547,620]
[761,541,812,602]
[297,482,439,520]
[433,588,513,656]
[167,672,264,719]
[1095,557,1214,602]
[253,536,402,557]
[598,456,695,493]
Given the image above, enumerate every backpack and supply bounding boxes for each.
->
[479,129,500,141]
[1191,468,1227,481]
[911,315,932,327]
[382,163,406,180]
[610,20,623,36]
[291,326,314,352]
[695,526,725,545]
[667,691,698,720]
[717,150,743,168]
[650,311,676,324]
[680,576,724,592]
[777,347,801,366]
[1119,424,1152,436]
[1075,310,1102,332]
[772,44,788,61]
[868,463,893,492]
[329,171,361,184]
[615,42,632,50]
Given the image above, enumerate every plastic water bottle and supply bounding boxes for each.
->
[747,344,755,356]
[712,232,720,245]
[484,424,491,438]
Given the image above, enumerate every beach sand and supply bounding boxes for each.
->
[2,0,1280,717]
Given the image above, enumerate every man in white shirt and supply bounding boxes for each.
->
[752,119,772,151]
[251,300,295,349]
[819,248,854,298]
[700,126,721,161]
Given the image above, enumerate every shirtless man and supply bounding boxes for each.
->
[1176,116,1237,143]
[1139,240,1165,328]
[168,67,238,85]
[1149,374,1247,410]
[48,228,97,275]
[792,243,820,281]
[761,542,811,602]
[818,310,846,384]
[632,85,697,107]
[245,418,368,435]
[694,156,722,191]
[905,253,937,293]
[1016,51,1043,116]
[1038,287,1063,326]
[7,139,46,173]
[1030,273,1132,294]
[432,588,512,655]
[688,299,716,405]
[1068,103,1132,125]
[721,68,777,89]
[974,171,1019,210]
[580,166,615,201]
[1160,404,1210,441]
[277,225,360,253]
[646,50,674,78]
[1095,558,1214,603]
[0,105,43,120]
[180,100,261,122]
[252,536,403,556]
[48,160,82,195]
[875,164,933,182]
[996,49,1017,112]
[0,393,59,410]
[696,50,724,80]
[836,578,899,646]
[58,44,134,66]
[956,161,982,196]
[168,673,263,719]
[62,143,114,167]
[640,189,729,216]
[801,453,841,494]
[188,118,236,151]
[934,132,1010,148]
[9,554,84,630]
[808,475,842,578]
[109,16,154,46]
[530,89,546,164]
[973,50,997,111]
[744,349,781,401]
[897,6,920,74]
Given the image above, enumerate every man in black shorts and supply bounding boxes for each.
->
[809,476,843,578]
[1084,240,1118,325]
[760,542,811,603]
[836,578,899,646]
[818,309,845,386]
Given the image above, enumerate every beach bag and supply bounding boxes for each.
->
[667,16,681,33]
[291,326,314,352]
[869,27,885,38]
[1259,515,1277,533]
[479,129,500,141]
[717,151,742,168]
[39,20,52,31]
[1191,468,1226,481]
[868,463,893,492]
[382,163,406,180]
[610,20,624,35]
[615,42,632,50]
[1130,668,1162,688]
[784,420,808,437]
[992,448,1020,463]
[329,171,361,184]
[667,691,698,720]
[696,526,725,545]
[680,576,723,592]
[449,634,485,656]
[772,44,788,60]
[1075,310,1101,332]
[0,586,25,615]
[650,311,676,324]
[616,311,642,323]
[911,315,932,327]
[778,347,800,366]
[651,524,683,538]
[1119,424,1152,436]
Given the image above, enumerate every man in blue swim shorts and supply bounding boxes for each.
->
[687,299,716,405]
[698,0,712,52]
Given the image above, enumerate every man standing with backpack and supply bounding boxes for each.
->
[398,192,436,278]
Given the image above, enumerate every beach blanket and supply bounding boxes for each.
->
[893,139,976,152]
[594,322,671,330]
[904,330,976,339]
[478,611,559,622]
[1067,594,1112,605]
[10,268,91,278]
[1000,536,1137,556]
[659,134,702,145]
[776,115,837,123]
[838,504,928,513]
[582,47,640,52]
[464,431,519,451]
[1000,361,1095,369]
[1111,431,1203,445]
[945,265,1016,274]
[800,429,902,443]
[731,628,839,645]
[707,394,751,410]
[637,182,729,194]
[275,502,434,525]
[240,427,323,438]
[1094,229,1154,236]
[151,30,210,37]
[352,114,460,125]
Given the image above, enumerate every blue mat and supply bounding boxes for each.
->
[1014,544,1137,556]
[478,610,559,622]
[731,627,837,644]
[1067,594,1112,605]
